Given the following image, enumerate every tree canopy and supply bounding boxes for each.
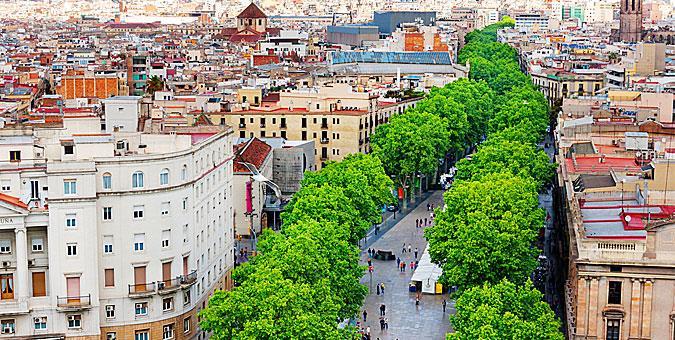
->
[449,280,563,340]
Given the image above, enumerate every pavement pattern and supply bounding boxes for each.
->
[358,191,454,340]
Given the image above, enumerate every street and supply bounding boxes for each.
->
[358,191,453,340]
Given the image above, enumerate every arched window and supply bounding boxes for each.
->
[181,164,188,181]
[160,169,169,185]
[132,171,144,188]
[102,173,112,190]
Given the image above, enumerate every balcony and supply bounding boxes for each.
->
[57,295,92,311]
[321,123,328,129]
[128,282,156,298]
[260,123,266,128]
[320,138,329,144]
[157,278,181,295]
[320,155,329,161]
[239,123,246,128]
[280,123,287,129]
[180,270,197,288]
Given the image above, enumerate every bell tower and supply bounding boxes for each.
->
[619,0,643,42]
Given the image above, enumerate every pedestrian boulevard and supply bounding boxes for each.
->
[359,191,453,339]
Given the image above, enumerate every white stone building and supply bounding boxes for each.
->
[0,119,235,339]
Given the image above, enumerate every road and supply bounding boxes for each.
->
[358,191,453,340]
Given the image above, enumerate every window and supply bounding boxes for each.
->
[183,317,191,333]
[183,290,191,305]
[133,205,144,219]
[102,173,112,189]
[34,316,47,330]
[181,165,187,181]
[65,214,76,228]
[1,180,9,192]
[162,297,173,311]
[1,319,14,334]
[67,243,77,256]
[101,235,113,253]
[0,240,12,254]
[103,207,112,221]
[135,330,149,340]
[182,197,188,210]
[63,180,77,195]
[163,324,174,340]
[133,234,145,252]
[64,145,74,155]
[606,319,620,340]
[105,305,115,318]
[104,269,114,287]
[161,202,170,216]
[160,169,169,185]
[161,230,170,248]
[31,238,43,252]
[132,171,144,188]
[608,281,622,304]
[9,151,20,162]
[106,332,117,340]
[67,315,81,329]
[135,302,148,316]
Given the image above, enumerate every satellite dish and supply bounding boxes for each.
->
[624,215,632,223]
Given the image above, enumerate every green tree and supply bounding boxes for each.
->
[449,279,563,340]
[301,154,394,232]
[146,75,164,95]
[412,93,469,154]
[425,174,543,291]
[454,139,555,188]
[371,110,450,203]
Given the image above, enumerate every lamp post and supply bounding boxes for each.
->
[621,179,626,213]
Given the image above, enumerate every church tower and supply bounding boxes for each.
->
[619,0,643,42]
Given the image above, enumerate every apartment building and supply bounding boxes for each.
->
[0,119,235,339]
[556,93,675,340]
[218,84,421,169]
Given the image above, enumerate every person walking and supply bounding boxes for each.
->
[415,296,420,307]
[407,245,412,254]
[384,318,389,330]
[442,299,447,313]
[380,282,385,295]
[380,304,386,316]
[414,248,418,259]
[396,257,401,267]
[366,326,371,337]
[402,243,406,253]
[427,203,430,211]
[401,261,406,272]
[379,317,385,331]
[410,262,414,271]
[363,310,367,322]
[424,217,428,226]
[376,283,380,295]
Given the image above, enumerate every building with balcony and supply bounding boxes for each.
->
[556,92,675,340]
[0,118,235,339]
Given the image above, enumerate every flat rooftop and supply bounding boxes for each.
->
[581,199,675,239]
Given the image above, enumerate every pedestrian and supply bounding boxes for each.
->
[431,203,434,210]
[410,262,414,271]
[366,326,371,336]
[368,259,372,267]
[415,296,420,307]
[414,248,418,259]
[380,282,385,295]
[442,299,447,313]
[376,284,380,295]
[396,257,401,267]
[415,260,419,269]
[424,217,428,226]
[416,219,419,228]
[402,243,406,253]
[408,245,412,254]
[401,261,405,272]
[363,309,367,322]
[380,304,386,316]
[384,318,389,330]
[379,317,385,331]
[427,203,430,211]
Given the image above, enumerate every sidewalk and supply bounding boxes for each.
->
[358,191,453,340]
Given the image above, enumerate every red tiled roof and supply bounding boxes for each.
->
[233,138,272,173]
[230,33,262,43]
[565,156,642,173]
[0,193,28,210]
[237,3,267,19]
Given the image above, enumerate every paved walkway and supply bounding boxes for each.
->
[358,191,453,340]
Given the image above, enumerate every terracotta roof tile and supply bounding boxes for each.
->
[237,3,267,19]
[233,137,272,173]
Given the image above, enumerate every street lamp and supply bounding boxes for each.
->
[620,179,626,213]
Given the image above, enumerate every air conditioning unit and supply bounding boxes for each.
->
[28,259,36,267]
[2,261,10,267]
[158,282,165,289]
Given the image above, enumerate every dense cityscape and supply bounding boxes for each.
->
[0,0,673,339]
